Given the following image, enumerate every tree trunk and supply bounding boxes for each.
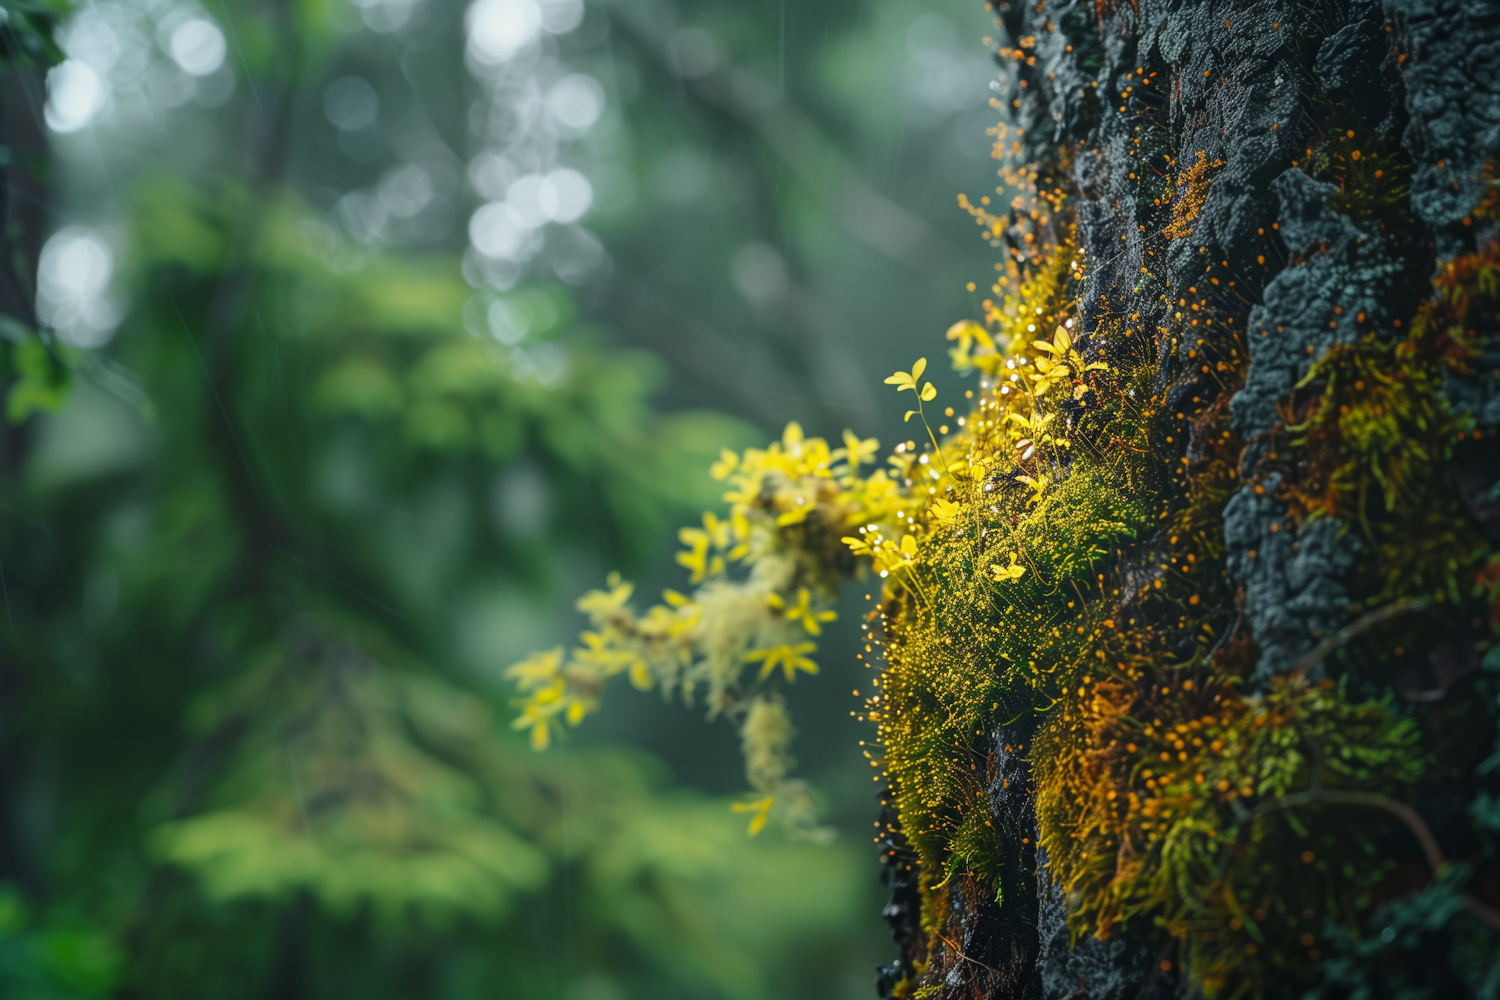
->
[876,1,1500,997]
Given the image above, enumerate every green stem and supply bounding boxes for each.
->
[915,398,949,483]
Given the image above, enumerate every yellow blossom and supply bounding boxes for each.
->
[884,357,927,392]
[769,587,837,636]
[504,646,564,690]
[988,552,1027,582]
[746,642,819,682]
[728,509,751,559]
[836,429,880,472]
[930,497,961,522]
[731,796,774,836]
[775,503,810,526]
[576,573,633,619]
[1029,354,1071,396]
[1017,473,1049,505]
[709,448,740,480]
[575,630,648,681]
[842,533,875,557]
[946,319,995,371]
[511,706,555,751]
[870,533,919,576]
[1031,324,1108,399]
[676,526,723,582]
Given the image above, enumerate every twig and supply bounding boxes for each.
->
[1288,596,1426,677]
[934,930,1001,976]
[1256,789,1441,870]
[1253,787,1500,934]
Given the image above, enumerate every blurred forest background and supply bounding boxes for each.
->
[0,0,1003,995]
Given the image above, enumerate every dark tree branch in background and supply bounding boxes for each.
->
[609,268,879,430]
[0,34,57,474]
[599,0,952,433]
[606,269,788,428]
[1256,788,1500,935]
[602,0,960,270]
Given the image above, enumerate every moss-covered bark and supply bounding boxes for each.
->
[875,2,1500,997]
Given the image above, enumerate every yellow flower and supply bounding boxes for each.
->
[702,511,732,549]
[575,630,648,680]
[709,448,740,480]
[842,534,874,556]
[511,706,554,751]
[504,646,564,690]
[771,587,838,636]
[1029,354,1072,396]
[728,509,751,559]
[628,660,653,691]
[676,526,723,582]
[647,593,701,639]
[746,642,819,681]
[945,319,997,371]
[861,469,899,504]
[1033,323,1073,357]
[988,552,1027,582]
[929,498,960,522]
[775,505,809,527]
[781,421,805,452]
[886,360,936,409]
[1031,324,1108,398]
[1017,473,1049,505]
[576,573,633,619]
[871,533,918,576]
[731,796,774,836]
[836,429,880,472]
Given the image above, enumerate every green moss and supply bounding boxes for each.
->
[872,186,1494,996]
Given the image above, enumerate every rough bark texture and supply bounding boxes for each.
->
[876,1,1500,997]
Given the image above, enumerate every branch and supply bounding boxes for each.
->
[1257,789,1441,869]
[1254,787,1500,934]
[1288,596,1426,677]
[605,7,959,272]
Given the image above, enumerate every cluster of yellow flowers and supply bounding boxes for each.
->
[506,262,1122,834]
[506,419,925,837]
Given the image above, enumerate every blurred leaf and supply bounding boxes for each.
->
[7,338,70,424]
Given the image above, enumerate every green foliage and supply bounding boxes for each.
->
[3,330,71,423]
[148,623,550,920]
[0,0,67,70]
[1309,864,1500,1000]
[0,0,68,426]
[0,883,119,1000]
[0,159,883,997]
